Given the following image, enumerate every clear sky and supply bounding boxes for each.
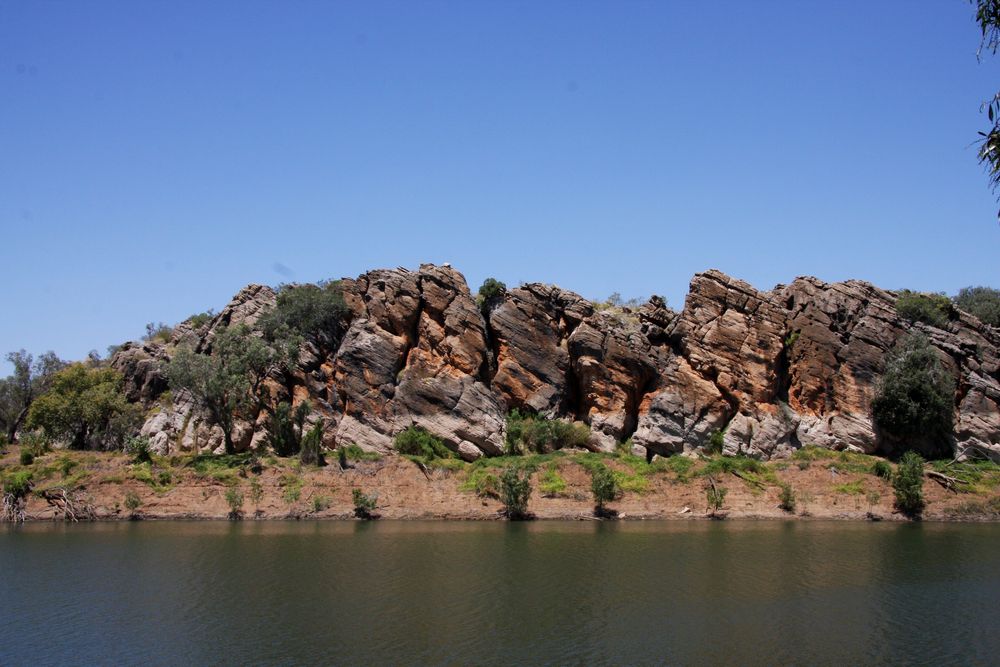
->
[2,0,998,373]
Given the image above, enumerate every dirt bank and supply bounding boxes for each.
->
[2,445,998,523]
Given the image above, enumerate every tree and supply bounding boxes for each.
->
[299,421,325,467]
[953,286,1000,327]
[499,465,532,519]
[871,334,955,459]
[0,350,64,443]
[590,463,622,516]
[352,488,379,519]
[258,281,350,353]
[26,364,140,450]
[893,451,925,518]
[974,0,1000,216]
[167,325,292,454]
[476,278,507,314]
[265,401,310,456]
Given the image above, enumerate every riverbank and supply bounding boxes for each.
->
[2,444,999,522]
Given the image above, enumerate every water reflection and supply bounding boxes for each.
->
[2,521,1000,665]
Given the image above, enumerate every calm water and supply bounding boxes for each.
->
[2,521,999,666]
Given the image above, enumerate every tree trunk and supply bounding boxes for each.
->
[7,406,29,443]
[223,428,235,455]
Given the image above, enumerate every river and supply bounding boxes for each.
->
[2,520,999,665]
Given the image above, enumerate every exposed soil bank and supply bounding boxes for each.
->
[3,446,999,523]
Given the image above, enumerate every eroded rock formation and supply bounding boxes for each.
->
[114,264,1000,461]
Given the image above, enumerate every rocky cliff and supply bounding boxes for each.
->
[112,264,1000,461]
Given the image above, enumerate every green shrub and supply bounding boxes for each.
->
[19,451,33,466]
[266,401,310,457]
[339,444,382,462]
[872,460,893,480]
[185,310,215,329]
[225,487,244,520]
[590,463,622,512]
[3,470,33,498]
[249,477,264,510]
[778,484,796,512]
[299,422,325,467]
[953,286,1000,328]
[57,455,77,478]
[124,491,142,516]
[124,435,152,464]
[476,278,507,312]
[19,431,50,457]
[352,488,378,519]
[505,409,590,455]
[893,451,925,517]
[312,495,331,513]
[895,290,952,328]
[144,322,174,344]
[279,472,303,503]
[706,483,727,514]
[664,455,695,481]
[258,281,350,351]
[394,426,452,460]
[499,465,532,519]
[707,430,724,455]
[871,334,955,458]
[461,468,501,498]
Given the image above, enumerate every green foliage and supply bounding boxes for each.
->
[124,491,142,514]
[460,467,501,498]
[19,450,34,466]
[265,401,310,456]
[538,466,567,496]
[872,460,893,480]
[833,480,865,496]
[3,470,33,498]
[279,472,303,503]
[590,463,622,510]
[866,490,882,513]
[706,483,727,513]
[505,409,590,455]
[249,477,264,509]
[258,281,349,351]
[225,487,244,519]
[974,0,1000,215]
[144,322,173,344]
[26,364,140,451]
[124,435,152,464]
[476,278,507,312]
[185,310,215,329]
[338,444,382,462]
[499,465,532,519]
[778,484,796,512]
[394,426,452,460]
[701,455,765,477]
[664,455,695,482]
[953,286,1000,327]
[299,422,325,467]
[707,430,725,455]
[784,330,800,349]
[893,451,926,517]
[895,290,952,328]
[167,325,293,454]
[352,488,378,519]
[0,349,64,443]
[312,495,331,513]
[871,334,955,458]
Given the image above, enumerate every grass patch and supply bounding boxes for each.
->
[459,467,500,498]
[538,465,567,496]
[944,495,1000,518]
[833,479,866,495]
[929,459,1000,494]
[279,472,303,503]
[339,444,382,462]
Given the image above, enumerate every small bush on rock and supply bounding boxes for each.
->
[590,463,622,516]
[953,286,1000,328]
[895,290,952,328]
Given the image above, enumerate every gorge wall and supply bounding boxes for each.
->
[112,264,1000,462]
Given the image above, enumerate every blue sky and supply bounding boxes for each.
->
[1,1,997,372]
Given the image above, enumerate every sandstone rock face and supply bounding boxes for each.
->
[115,264,1000,461]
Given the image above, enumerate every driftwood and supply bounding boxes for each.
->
[926,470,963,493]
[38,487,96,522]
[2,492,27,523]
